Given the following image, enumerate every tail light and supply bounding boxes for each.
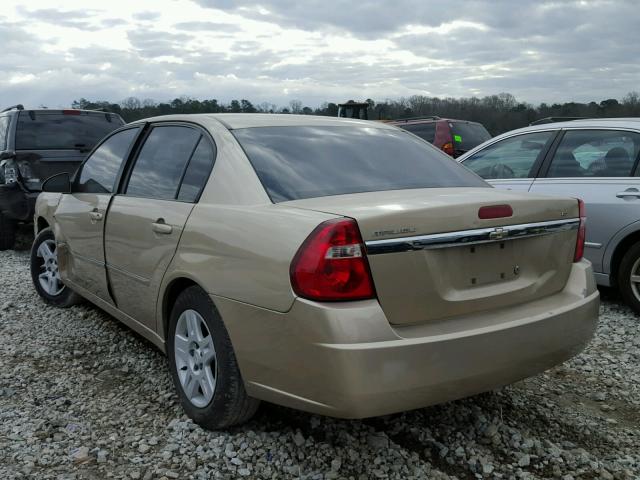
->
[63,109,81,115]
[478,204,513,219]
[574,199,586,262]
[442,142,455,156]
[2,160,18,184]
[290,218,376,301]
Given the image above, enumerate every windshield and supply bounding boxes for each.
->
[233,125,488,202]
[16,112,124,150]
[450,122,491,152]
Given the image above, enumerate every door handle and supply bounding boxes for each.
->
[152,219,173,234]
[616,188,640,199]
[89,210,103,221]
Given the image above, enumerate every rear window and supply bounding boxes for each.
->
[15,112,123,150]
[397,122,437,143]
[233,126,488,202]
[450,122,491,152]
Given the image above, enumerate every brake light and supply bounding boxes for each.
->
[290,218,376,301]
[442,142,455,156]
[574,199,586,262]
[478,204,513,219]
[63,109,81,115]
[2,160,18,184]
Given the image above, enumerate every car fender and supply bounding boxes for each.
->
[602,218,640,275]
[33,192,62,235]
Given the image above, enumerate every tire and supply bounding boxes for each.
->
[167,286,259,429]
[0,211,16,250]
[30,228,82,308]
[618,241,640,315]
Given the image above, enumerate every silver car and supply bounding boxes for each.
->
[458,118,640,314]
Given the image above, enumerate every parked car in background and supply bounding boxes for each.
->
[31,114,598,429]
[0,105,124,249]
[389,116,491,157]
[458,118,640,314]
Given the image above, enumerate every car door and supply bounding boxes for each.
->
[104,123,216,330]
[530,128,640,274]
[460,130,558,191]
[54,127,140,303]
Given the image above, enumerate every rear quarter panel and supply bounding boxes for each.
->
[603,218,640,276]
[162,204,335,314]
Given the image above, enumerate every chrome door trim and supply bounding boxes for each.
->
[365,218,579,255]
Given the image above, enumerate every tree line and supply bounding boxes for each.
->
[72,91,640,135]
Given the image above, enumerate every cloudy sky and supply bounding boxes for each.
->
[0,0,637,109]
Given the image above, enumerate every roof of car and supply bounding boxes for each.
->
[133,113,397,130]
[388,117,484,126]
[491,117,640,137]
[0,107,119,115]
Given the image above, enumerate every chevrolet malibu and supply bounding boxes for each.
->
[31,114,599,429]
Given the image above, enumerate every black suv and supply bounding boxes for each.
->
[0,105,125,249]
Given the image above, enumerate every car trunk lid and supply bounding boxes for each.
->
[283,187,580,326]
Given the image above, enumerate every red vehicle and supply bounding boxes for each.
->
[389,116,491,158]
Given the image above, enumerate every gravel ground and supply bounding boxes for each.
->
[1,229,638,480]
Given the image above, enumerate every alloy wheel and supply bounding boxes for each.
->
[174,309,217,408]
[630,256,640,303]
[37,239,64,296]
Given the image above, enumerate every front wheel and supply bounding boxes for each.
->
[167,286,259,429]
[618,241,640,315]
[30,228,81,308]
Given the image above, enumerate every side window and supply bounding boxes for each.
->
[76,128,139,194]
[399,123,436,143]
[0,116,9,150]
[462,131,554,179]
[548,130,640,178]
[177,137,215,202]
[126,126,201,200]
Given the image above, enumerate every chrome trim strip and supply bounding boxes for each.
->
[585,242,602,249]
[365,218,580,255]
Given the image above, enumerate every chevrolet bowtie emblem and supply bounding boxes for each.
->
[489,227,507,240]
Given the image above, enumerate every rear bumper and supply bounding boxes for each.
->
[0,182,37,221]
[214,260,599,418]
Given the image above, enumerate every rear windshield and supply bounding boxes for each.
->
[450,122,491,152]
[397,122,437,143]
[233,126,488,202]
[16,112,124,150]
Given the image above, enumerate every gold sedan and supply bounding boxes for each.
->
[31,114,599,429]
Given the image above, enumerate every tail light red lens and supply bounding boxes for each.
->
[478,204,513,219]
[574,199,586,262]
[442,142,455,156]
[62,109,81,115]
[290,218,376,301]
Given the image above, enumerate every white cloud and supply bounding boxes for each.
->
[0,0,638,108]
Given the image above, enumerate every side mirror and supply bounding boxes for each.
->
[42,172,71,193]
[0,150,16,161]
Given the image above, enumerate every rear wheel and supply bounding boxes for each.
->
[30,228,81,307]
[167,286,259,429]
[618,242,640,315]
[0,212,16,250]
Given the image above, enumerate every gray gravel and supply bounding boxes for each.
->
[1,230,638,479]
